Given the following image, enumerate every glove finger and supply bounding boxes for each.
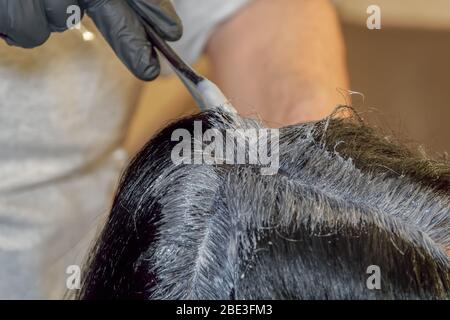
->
[84,0,160,80]
[127,0,182,41]
[0,0,51,48]
[0,0,8,35]
[44,0,82,32]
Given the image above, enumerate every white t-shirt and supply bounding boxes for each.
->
[0,0,250,299]
[171,0,251,64]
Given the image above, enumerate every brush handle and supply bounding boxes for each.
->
[138,14,234,112]
[140,20,203,85]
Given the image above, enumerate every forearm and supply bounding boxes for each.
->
[206,0,349,126]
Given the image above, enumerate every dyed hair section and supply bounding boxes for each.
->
[78,108,450,300]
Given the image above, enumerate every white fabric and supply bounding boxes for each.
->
[171,0,251,64]
[0,19,139,298]
[0,1,251,299]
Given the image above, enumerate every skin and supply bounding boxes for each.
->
[206,0,350,127]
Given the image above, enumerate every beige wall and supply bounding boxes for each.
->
[341,20,450,155]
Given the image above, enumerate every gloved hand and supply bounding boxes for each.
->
[0,0,183,80]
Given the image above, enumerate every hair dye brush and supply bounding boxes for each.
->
[139,17,236,114]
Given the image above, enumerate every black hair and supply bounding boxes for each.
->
[78,107,450,300]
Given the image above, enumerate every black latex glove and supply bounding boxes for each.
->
[0,0,183,80]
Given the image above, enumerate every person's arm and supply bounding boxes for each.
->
[206,0,349,127]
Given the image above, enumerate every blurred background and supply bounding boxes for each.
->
[128,0,450,156]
